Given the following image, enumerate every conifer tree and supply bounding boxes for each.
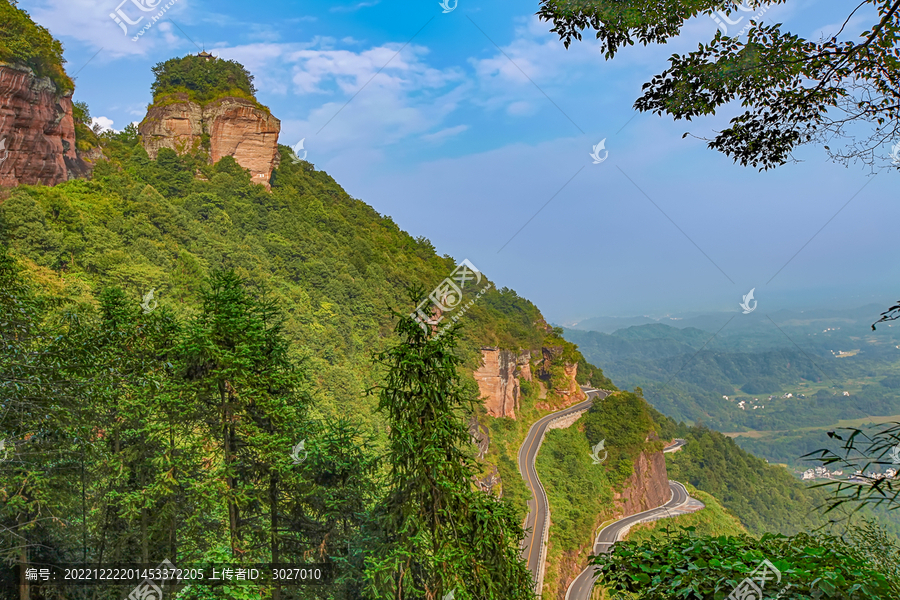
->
[177,270,310,563]
[364,289,533,600]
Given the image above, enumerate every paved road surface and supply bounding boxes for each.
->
[663,438,687,453]
[565,481,692,600]
[517,386,609,592]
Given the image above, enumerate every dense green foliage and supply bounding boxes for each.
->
[581,390,663,486]
[0,130,607,434]
[0,256,336,598]
[0,250,535,599]
[565,321,900,431]
[593,526,899,599]
[664,424,835,536]
[150,54,259,104]
[537,0,900,172]
[72,99,101,152]
[0,0,72,93]
[538,427,614,542]
[364,300,533,599]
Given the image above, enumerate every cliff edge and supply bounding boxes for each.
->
[139,93,280,189]
[0,63,84,187]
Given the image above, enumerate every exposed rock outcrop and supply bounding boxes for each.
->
[613,445,670,516]
[474,348,526,418]
[139,94,280,189]
[554,444,670,599]
[476,346,585,417]
[538,346,585,404]
[0,64,86,187]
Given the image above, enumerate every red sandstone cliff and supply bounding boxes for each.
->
[554,445,670,599]
[475,346,585,417]
[0,64,86,187]
[537,346,586,408]
[613,445,670,515]
[138,94,280,189]
[474,348,531,418]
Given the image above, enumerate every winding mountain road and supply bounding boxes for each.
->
[565,480,692,600]
[664,438,688,453]
[517,387,609,593]
[516,388,697,599]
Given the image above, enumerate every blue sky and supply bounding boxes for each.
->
[20,0,900,323]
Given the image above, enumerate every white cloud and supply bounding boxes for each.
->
[29,0,192,56]
[421,124,468,143]
[330,1,380,13]
[91,116,117,132]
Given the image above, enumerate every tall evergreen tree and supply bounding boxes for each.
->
[177,270,310,563]
[364,290,534,600]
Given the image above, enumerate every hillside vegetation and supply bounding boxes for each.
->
[0,0,72,93]
[148,54,266,109]
[565,322,900,431]
[624,483,747,542]
[0,130,610,430]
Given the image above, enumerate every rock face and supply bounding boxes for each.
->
[139,94,280,189]
[475,346,586,417]
[614,444,670,516]
[474,348,525,418]
[536,346,585,408]
[554,444,670,600]
[0,64,82,187]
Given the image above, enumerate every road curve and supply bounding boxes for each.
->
[663,438,687,453]
[565,480,691,600]
[517,386,610,593]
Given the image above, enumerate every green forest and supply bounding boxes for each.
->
[565,323,900,431]
[149,54,263,107]
[4,1,900,597]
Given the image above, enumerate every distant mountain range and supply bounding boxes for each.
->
[562,305,900,431]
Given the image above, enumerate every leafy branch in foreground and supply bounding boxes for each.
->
[592,528,897,599]
[537,0,900,172]
[805,421,900,514]
[873,299,900,330]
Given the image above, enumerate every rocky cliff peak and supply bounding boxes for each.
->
[0,63,85,187]
[137,54,281,189]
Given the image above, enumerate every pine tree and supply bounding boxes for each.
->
[177,270,310,564]
[364,289,533,600]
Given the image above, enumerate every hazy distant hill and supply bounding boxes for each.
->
[564,317,900,431]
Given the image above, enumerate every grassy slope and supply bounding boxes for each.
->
[624,483,747,543]
[537,425,616,599]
